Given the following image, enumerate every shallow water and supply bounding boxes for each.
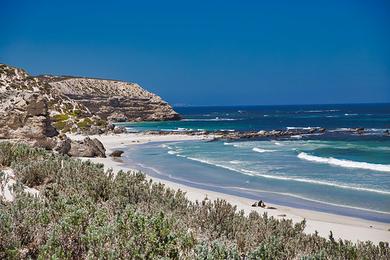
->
[119,104,390,222]
[121,138,390,222]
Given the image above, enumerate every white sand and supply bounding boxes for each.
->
[0,168,39,202]
[70,133,390,244]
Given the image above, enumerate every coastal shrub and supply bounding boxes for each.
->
[76,118,93,129]
[94,118,107,127]
[0,142,389,259]
[0,142,47,167]
[69,109,82,117]
[53,120,67,130]
[52,113,69,122]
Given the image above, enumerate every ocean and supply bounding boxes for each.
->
[118,104,390,222]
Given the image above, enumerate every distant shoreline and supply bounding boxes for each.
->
[69,132,390,244]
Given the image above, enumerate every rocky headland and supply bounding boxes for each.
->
[0,63,180,157]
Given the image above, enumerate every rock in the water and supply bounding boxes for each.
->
[68,137,106,158]
[355,128,365,134]
[110,150,124,157]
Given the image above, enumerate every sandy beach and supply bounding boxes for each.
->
[69,133,390,244]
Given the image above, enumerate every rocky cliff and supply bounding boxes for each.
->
[45,76,180,122]
[0,63,180,137]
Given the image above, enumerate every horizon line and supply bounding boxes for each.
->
[173,102,390,108]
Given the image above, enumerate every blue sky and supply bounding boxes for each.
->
[1,0,389,106]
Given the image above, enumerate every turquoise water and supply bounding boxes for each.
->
[119,104,390,222]
[119,103,390,132]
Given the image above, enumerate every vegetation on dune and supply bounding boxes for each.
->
[52,114,70,122]
[50,110,106,133]
[0,142,389,259]
[76,117,93,129]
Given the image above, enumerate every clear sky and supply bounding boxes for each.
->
[1,0,389,106]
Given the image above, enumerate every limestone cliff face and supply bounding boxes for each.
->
[46,77,180,122]
[0,65,59,140]
[0,63,180,136]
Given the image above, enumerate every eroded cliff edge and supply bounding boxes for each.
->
[0,63,180,137]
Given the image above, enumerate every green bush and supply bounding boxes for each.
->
[69,109,82,117]
[0,143,389,259]
[0,142,47,167]
[76,118,93,129]
[53,120,67,130]
[52,114,69,122]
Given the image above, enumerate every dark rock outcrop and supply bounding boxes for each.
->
[54,135,72,155]
[68,137,106,158]
[142,127,329,141]
[113,126,127,134]
[110,150,124,157]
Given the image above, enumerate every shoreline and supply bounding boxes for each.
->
[69,133,390,244]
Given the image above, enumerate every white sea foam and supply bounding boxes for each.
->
[331,128,352,132]
[229,160,243,164]
[290,135,302,139]
[134,164,390,214]
[223,142,240,147]
[135,163,390,214]
[161,128,194,132]
[167,150,178,155]
[240,169,390,195]
[252,147,275,153]
[178,155,390,195]
[286,126,320,130]
[298,152,390,172]
[304,109,340,113]
[181,117,237,122]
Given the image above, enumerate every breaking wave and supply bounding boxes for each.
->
[298,152,390,172]
[174,155,390,195]
[252,147,275,153]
